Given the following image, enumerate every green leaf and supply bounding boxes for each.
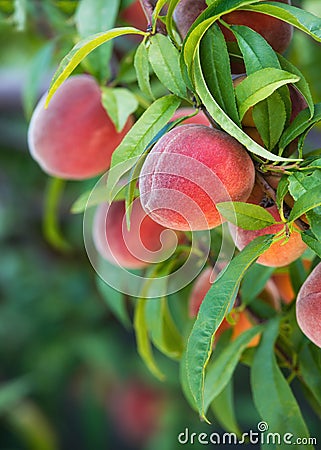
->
[279,103,321,152]
[252,92,287,151]
[299,344,321,406]
[46,27,147,106]
[75,0,120,81]
[203,325,263,414]
[200,23,240,125]
[301,230,321,259]
[193,48,294,162]
[211,379,241,436]
[101,87,138,132]
[242,2,321,43]
[96,276,130,329]
[134,298,165,381]
[183,0,260,76]
[289,184,321,222]
[230,25,290,149]
[134,41,154,100]
[234,68,299,121]
[148,34,187,99]
[276,176,289,211]
[145,297,184,359]
[241,264,274,306]
[152,0,168,27]
[277,53,314,119]
[180,347,198,412]
[0,377,32,413]
[106,95,180,198]
[166,0,182,42]
[230,24,281,75]
[185,234,273,420]
[251,317,313,449]
[217,201,276,230]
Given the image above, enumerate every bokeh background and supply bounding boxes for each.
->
[0,1,320,449]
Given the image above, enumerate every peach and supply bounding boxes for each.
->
[120,0,147,30]
[273,259,311,304]
[229,205,307,267]
[173,0,207,39]
[28,75,133,180]
[139,125,255,231]
[221,0,293,55]
[92,198,177,269]
[296,263,321,348]
[108,380,164,446]
[171,107,211,127]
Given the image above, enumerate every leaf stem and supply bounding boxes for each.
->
[43,177,72,253]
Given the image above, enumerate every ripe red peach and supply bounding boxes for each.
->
[120,0,147,30]
[296,263,321,348]
[229,205,307,267]
[139,125,255,231]
[171,107,211,127]
[108,380,164,446]
[28,75,133,180]
[93,198,177,269]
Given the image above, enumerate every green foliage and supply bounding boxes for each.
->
[185,235,273,419]
[251,318,312,449]
[217,201,277,230]
[9,0,321,446]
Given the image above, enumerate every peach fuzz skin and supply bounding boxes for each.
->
[139,125,255,231]
[229,205,307,268]
[173,0,292,56]
[28,75,133,180]
[188,267,280,347]
[296,263,321,348]
[92,199,177,269]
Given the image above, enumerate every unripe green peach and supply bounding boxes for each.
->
[28,75,133,180]
[139,124,255,231]
[296,263,321,348]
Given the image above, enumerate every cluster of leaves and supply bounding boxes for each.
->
[31,0,321,445]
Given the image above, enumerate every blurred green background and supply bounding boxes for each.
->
[0,1,320,449]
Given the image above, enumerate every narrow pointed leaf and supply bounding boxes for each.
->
[46,27,147,106]
[200,23,240,125]
[185,234,274,419]
[217,201,276,230]
[193,49,294,162]
[251,318,312,448]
